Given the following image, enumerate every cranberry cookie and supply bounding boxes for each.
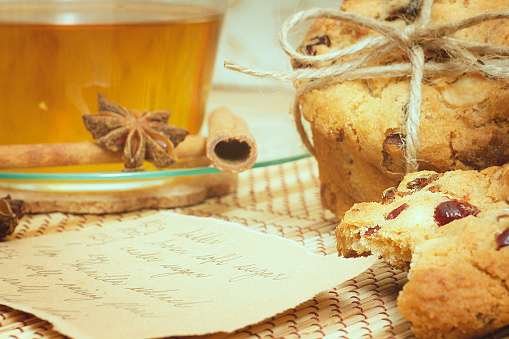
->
[397,209,509,338]
[336,163,509,337]
[336,163,509,269]
[297,0,509,218]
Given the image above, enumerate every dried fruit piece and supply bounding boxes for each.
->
[406,173,442,190]
[382,133,406,174]
[381,187,412,204]
[386,0,421,22]
[305,35,331,56]
[495,228,509,250]
[364,226,381,236]
[427,185,442,193]
[385,203,409,220]
[433,200,480,227]
[382,187,398,204]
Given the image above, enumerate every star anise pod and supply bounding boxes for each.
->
[82,94,189,171]
[0,196,25,238]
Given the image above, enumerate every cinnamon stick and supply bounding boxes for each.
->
[0,107,259,173]
[0,134,206,170]
[206,107,258,173]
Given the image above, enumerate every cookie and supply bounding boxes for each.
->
[336,163,509,269]
[397,209,509,338]
[296,0,509,218]
[335,163,509,337]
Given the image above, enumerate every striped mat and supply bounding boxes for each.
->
[1,158,508,339]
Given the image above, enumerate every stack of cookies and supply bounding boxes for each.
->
[294,0,509,337]
[337,164,509,338]
[297,0,509,219]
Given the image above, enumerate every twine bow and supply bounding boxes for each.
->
[225,0,509,173]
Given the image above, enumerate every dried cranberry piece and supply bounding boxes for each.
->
[427,185,442,193]
[433,200,480,227]
[381,188,412,204]
[292,60,311,69]
[382,133,406,173]
[495,228,509,250]
[382,188,398,204]
[305,35,331,55]
[385,0,421,23]
[383,133,404,148]
[385,203,409,220]
[406,173,442,191]
[364,226,381,236]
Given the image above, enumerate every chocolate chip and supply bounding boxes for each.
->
[495,228,509,250]
[385,203,409,220]
[433,200,480,227]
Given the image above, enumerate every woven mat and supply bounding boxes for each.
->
[1,158,508,339]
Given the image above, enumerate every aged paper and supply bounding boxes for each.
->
[0,211,375,339]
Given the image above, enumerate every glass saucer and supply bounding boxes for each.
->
[0,92,310,192]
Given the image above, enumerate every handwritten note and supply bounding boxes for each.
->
[0,211,375,339]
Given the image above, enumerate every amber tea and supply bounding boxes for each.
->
[0,1,223,145]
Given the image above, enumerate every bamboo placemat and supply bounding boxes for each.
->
[1,157,508,339]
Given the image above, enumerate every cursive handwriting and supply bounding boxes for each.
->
[0,277,49,293]
[151,264,211,279]
[148,240,190,255]
[120,246,161,263]
[25,265,62,278]
[33,245,61,258]
[37,306,80,320]
[87,222,165,246]
[56,283,104,302]
[68,254,129,285]
[127,287,213,308]
[97,302,163,318]
[0,247,17,260]
[229,264,291,282]
[194,253,242,265]
[0,293,35,303]
[174,229,225,245]
[118,222,165,240]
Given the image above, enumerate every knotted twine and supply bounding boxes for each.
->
[225,0,509,173]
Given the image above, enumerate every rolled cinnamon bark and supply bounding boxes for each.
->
[206,107,258,173]
[0,142,121,169]
[0,135,206,170]
[0,107,259,172]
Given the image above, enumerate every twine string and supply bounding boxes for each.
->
[224,0,509,172]
[405,44,424,172]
